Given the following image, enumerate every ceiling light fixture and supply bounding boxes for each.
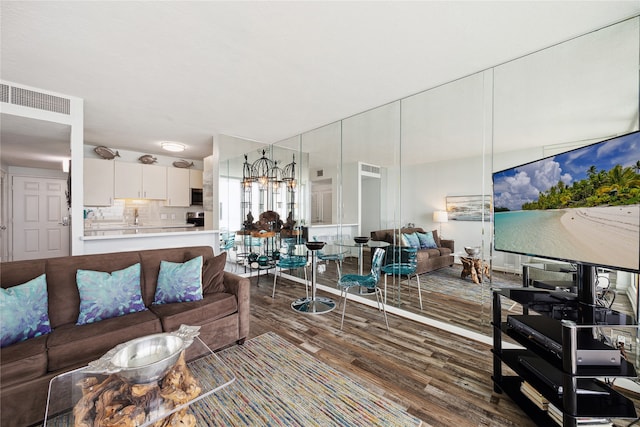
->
[161,142,185,152]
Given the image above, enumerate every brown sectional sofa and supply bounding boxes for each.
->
[370,227,454,275]
[0,246,250,427]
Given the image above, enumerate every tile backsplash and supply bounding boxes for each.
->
[84,200,196,227]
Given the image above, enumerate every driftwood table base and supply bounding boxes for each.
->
[74,352,200,427]
[460,257,491,284]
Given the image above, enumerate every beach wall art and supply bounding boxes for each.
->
[446,195,492,221]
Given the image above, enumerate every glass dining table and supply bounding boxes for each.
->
[288,243,349,314]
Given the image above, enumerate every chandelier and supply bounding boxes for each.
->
[242,150,296,191]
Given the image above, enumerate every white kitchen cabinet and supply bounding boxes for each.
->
[166,167,190,206]
[114,162,142,199]
[190,169,203,189]
[84,158,114,206]
[142,164,167,199]
[114,163,167,199]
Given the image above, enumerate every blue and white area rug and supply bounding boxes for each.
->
[191,332,423,426]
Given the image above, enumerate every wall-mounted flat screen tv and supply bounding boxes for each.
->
[493,130,640,273]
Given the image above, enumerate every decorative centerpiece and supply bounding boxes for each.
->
[75,325,202,426]
[354,236,370,244]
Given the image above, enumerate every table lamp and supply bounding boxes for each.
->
[433,210,448,237]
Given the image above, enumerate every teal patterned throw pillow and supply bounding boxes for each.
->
[153,256,203,304]
[1,274,52,348]
[417,231,438,249]
[402,233,421,249]
[76,263,146,325]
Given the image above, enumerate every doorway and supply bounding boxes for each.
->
[360,174,381,237]
[11,175,70,261]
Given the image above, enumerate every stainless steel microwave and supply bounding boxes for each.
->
[190,188,203,206]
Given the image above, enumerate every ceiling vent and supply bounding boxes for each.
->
[317,169,324,177]
[0,83,70,115]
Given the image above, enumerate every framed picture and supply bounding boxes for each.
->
[446,195,492,221]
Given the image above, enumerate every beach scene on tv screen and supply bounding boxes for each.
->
[493,133,640,271]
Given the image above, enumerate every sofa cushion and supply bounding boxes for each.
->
[46,251,143,328]
[424,248,442,258]
[150,292,238,333]
[153,256,203,304]
[438,246,453,256]
[1,274,52,347]
[47,310,162,372]
[431,229,442,247]
[139,246,214,305]
[187,251,227,294]
[76,263,146,325]
[416,231,438,249]
[0,334,48,386]
[402,233,421,249]
[1,259,46,288]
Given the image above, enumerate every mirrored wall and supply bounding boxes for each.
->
[219,16,640,336]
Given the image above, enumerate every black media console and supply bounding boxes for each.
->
[492,264,637,427]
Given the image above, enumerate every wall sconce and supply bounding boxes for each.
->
[433,210,448,236]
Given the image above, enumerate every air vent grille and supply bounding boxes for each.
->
[0,84,8,103]
[317,169,324,177]
[361,164,381,174]
[8,86,70,115]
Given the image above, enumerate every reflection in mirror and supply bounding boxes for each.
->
[396,72,488,329]
[342,102,401,237]
[491,17,640,333]
[217,135,271,271]
[216,17,640,340]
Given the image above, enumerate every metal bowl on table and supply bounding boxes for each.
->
[354,236,370,244]
[305,241,326,251]
[464,246,481,257]
[86,325,200,384]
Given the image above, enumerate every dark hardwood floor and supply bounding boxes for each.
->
[243,270,536,427]
[228,252,640,427]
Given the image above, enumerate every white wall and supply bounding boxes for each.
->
[397,146,551,271]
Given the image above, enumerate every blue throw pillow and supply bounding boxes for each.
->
[153,256,203,305]
[76,263,146,325]
[402,233,421,249]
[417,231,438,249]
[1,274,52,347]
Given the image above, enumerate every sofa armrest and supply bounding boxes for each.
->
[223,271,251,341]
[440,239,455,252]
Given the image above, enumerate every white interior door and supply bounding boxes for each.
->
[0,171,8,261]
[12,176,70,261]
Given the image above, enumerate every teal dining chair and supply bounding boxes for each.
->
[381,246,422,310]
[219,231,236,271]
[314,236,344,278]
[272,240,309,298]
[336,247,389,331]
[219,231,235,253]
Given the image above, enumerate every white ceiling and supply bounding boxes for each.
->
[1,1,639,170]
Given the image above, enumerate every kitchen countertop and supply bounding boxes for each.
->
[84,223,195,231]
[82,223,216,240]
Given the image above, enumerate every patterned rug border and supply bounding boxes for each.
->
[191,332,423,426]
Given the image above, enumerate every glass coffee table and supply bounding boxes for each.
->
[44,331,236,427]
